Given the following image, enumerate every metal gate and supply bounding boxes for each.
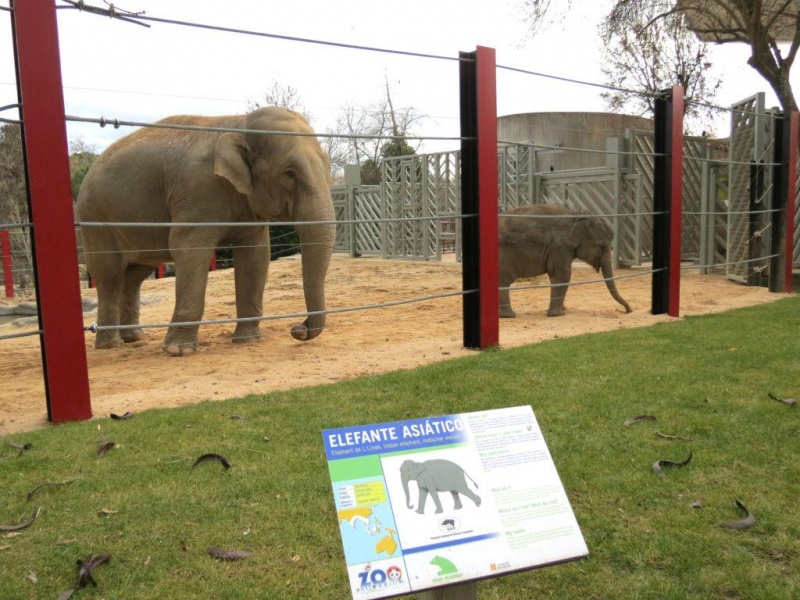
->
[727,93,776,284]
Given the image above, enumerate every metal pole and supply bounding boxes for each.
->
[459,46,499,350]
[651,86,684,317]
[11,0,92,423]
[787,112,799,290]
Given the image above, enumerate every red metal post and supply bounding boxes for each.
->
[668,86,684,317]
[1,230,13,298]
[475,46,499,348]
[651,86,684,318]
[12,0,92,422]
[209,253,217,271]
[459,46,499,350]
[786,112,798,292]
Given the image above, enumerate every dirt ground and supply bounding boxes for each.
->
[0,255,789,435]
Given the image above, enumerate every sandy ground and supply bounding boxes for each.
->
[0,255,789,435]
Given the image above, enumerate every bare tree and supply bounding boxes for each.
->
[248,79,313,123]
[326,81,422,184]
[523,0,800,112]
[600,7,723,133]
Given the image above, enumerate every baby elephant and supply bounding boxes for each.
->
[499,204,632,318]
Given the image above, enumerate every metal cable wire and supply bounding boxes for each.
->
[496,63,661,100]
[64,114,469,142]
[500,268,659,295]
[77,213,475,228]
[499,138,667,159]
[0,329,42,342]
[87,288,473,334]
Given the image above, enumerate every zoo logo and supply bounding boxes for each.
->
[438,516,460,532]
[356,564,404,589]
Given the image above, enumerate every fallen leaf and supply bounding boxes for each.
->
[77,553,111,588]
[6,440,33,454]
[291,554,300,562]
[57,590,75,600]
[192,453,231,470]
[624,415,657,427]
[27,479,76,502]
[110,412,135,420]
[0,507,41,532]
[655,431,692,441]
[719,499,756,530]
[0,544,10,551]
[97,441,115,458]
[97,509,118,517]
[26,571,37,584]
[207,546,252,561]
[768,392,797,407]
[690,500,703,509]
[652,451,693,477]
[144,556,150,566]
[229,415,245,421]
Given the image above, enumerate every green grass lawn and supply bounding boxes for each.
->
[2,298,799,599]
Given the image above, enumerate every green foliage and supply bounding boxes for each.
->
[1,298,799,598]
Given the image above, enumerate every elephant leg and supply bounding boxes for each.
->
[546,267,571,317]
[461,489,481,507]
[416,487,429,515]
[450,491,464,510]
[119,264,156,343]
[430,491,444,514]
[231,235,269,344]
[163,239,214,356]
[89,253,125,350]
[498,274,516,319]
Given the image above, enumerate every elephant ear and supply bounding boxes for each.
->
[214,132,252,196]
[567,217,590,246]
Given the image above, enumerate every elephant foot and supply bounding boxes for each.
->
[121,327,145,344]
[546,308,566,317]
[434,507,443,514]
[94,332,123,350]
[164,343,198,357]
[232,323,263,344]
[499,307,516,319]
[415,509,425,515]
[164,325,200,356]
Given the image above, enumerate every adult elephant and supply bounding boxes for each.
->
[77,107,335,355]
[499,204,632,318]
[400,459,481,515]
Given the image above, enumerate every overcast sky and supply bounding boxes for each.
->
[0,0,795,154]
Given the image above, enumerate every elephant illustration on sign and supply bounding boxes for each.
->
[499,204,632,319]
[400,459,481,515]
[77,107,335,355]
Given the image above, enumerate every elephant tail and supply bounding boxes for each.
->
[463,470,479,490]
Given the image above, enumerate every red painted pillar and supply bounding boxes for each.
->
[209,253,217,271]
[459,46,499,349]
[651,86,684,317]
[785,112,798,292]
[12,0,92,422]
[1,230,13,298]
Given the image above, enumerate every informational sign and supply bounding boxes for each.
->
[323,405,589,599]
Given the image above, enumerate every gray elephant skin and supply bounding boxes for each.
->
[77,107,335,356]
[400,458,481,515]
[499,204,632,319]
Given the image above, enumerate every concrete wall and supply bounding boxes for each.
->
[497,112,653,172]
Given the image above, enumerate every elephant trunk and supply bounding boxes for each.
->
[601,254,632,313]
[291,196,335,341]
